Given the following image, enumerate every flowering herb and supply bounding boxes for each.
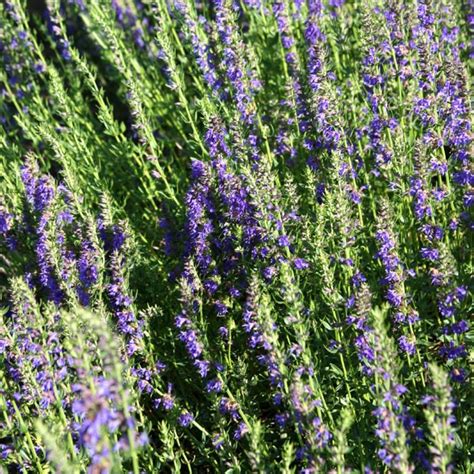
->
[0,0,471,472]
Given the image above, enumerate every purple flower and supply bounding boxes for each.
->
[34,61,46,74]
[442,320,469,335]
[351,271,367,287]
[233,422,248,440]
[214,301,228,316]
[0,208,12,235]
[439,342,467,360]
[72,377,140,467]
[450,367,467,383]
[398,336,416,356]
[178,327,203,359]
[161,393,175,411]
[205,379,223,393]
[420,247,440,261]
[219,397,239,420]
[0,444,13,460]
[77,239,98,288]
[294,257,309,270]
[275,412,290,428]
[212,433,224,450]
[277,235,291,247]
[178,411,194,427]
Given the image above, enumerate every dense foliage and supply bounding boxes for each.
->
[0,0,472,472]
